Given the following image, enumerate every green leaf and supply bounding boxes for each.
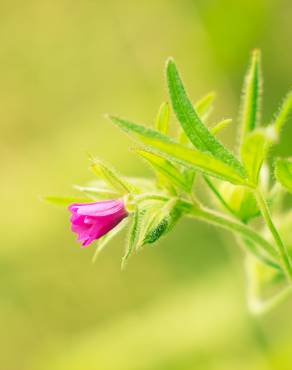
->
[147,140,248,185]
[134,149,191,192]
[166,58,245,177]
[154,103,180,193]
[109,116,247,185]
[109,115,169,142]
[183,168,196,190]
[275,158,292,193]
[43,195,90,206]
[241,130,267,186]
[195,91,215,120]
[274,91,292,134]
[239,49,262,138]
[90,158,135,194]
[155,102,169,134]
[93,219,128,263]
[178,91,215,146]
[178,92,216,187]
[210,118,232,136]
[267,91,292,143]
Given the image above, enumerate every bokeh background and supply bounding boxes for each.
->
[1,0,292,369]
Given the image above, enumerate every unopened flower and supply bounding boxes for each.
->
[68,199,128,247]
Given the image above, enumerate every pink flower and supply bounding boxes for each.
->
[68,199,128,247]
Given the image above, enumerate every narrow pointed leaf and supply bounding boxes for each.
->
[239,49,262,138]
[241,130,267,186]
[195,91,215,120]
[183,168,196,190]
[267,91,292,143]
[155,102,169,134]
[179,91,215,145]
[90,158,135,194]
[275,158,292,193]
[109,116,247,185]
[109,115,169,142]
[134,149,191,192]
[146,140,247,185]
[210,118,232,135]
[274,91,292,134]
[166,58,245,177]
[154,102,179,192]
[178,91,216,188]
[144,140,248,185]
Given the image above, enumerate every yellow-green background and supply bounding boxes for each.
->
[1,0,292,369]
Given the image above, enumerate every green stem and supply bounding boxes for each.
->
[237,237,280,270]
[181,202,278,263]
[203,175,236,216]
[255,189,292,284]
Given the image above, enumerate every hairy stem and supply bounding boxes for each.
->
[181,202,278,263]
[203,175,235,216]
[255,189,292,284]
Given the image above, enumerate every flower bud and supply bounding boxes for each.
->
[68,199,128,247]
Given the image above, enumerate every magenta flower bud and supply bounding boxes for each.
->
[68,199,128,247]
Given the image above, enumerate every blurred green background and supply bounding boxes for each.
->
[1,0,292,369]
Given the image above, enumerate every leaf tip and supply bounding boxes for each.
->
[251,48,261,58]
[165,57,176,72]
[166,56,175,64]
[38,195,47,203]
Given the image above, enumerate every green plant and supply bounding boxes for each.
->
[47,50,292,314]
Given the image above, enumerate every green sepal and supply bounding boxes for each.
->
[142,198,182,245]
[122,199,177,267]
